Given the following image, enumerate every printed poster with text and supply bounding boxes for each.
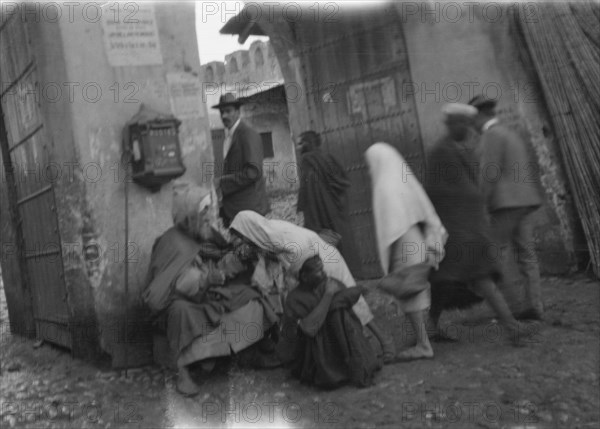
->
[167,73,206,119]
[101,3,163,67]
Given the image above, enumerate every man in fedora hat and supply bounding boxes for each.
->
[469,95,544,321]
[212,93,269,226]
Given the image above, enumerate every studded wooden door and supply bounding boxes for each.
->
[296,5,425,278]
[1,14,72,348]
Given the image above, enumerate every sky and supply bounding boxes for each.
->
[195,1,269,64]
[193,1,391,64]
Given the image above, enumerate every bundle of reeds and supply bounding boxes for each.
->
[517,1,600,277]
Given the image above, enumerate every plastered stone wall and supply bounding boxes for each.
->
[58,3,212,364]
[1,3,212,364]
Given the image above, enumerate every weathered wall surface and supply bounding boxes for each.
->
[0,2,213,366]
[254,21,311,149]
[53,3,211,364]
[33,12,104,359]
[201,40,283,129]
[240,88,297,191]
[200,40,296,190]
[0,3,211,363]
[399,3,581,273]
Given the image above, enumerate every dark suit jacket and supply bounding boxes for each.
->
[481,123,543,212]
[220,120,269,220]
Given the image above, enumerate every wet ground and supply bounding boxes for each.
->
[1,272,598,429]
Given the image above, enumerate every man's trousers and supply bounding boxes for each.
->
[490,207,543,314]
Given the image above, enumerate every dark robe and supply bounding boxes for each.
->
[285,283,381,389]
[143,227,278,356]
[297,150,362,276]
[167,280,278,355]
[143,227,207,314]
[426,136,500,314]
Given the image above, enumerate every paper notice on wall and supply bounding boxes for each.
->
[347,76,397,117]
[167,73,206,119]
[101,4,163,67]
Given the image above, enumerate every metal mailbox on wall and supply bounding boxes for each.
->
[125,105,186,191]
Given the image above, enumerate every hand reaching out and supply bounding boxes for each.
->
[207,262,226,286]
[325,278,344,295]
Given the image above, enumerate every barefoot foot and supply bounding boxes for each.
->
[381,340,397,364]
[200,358,216,373]
[392,344,434,362]
[176,366,201,396]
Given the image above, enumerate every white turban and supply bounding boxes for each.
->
[172,180,212,227]
[442,103,478,118]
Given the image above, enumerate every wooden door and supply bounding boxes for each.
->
[0,13,72,348]
[296,5,425,278]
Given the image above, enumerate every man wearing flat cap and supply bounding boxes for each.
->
[212,93,270,226]
[426,104,524,338]
[469,95,544,321]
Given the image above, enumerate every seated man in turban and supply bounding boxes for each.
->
[143,181,279,396]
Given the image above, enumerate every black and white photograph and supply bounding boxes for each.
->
[0,1,598,428]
